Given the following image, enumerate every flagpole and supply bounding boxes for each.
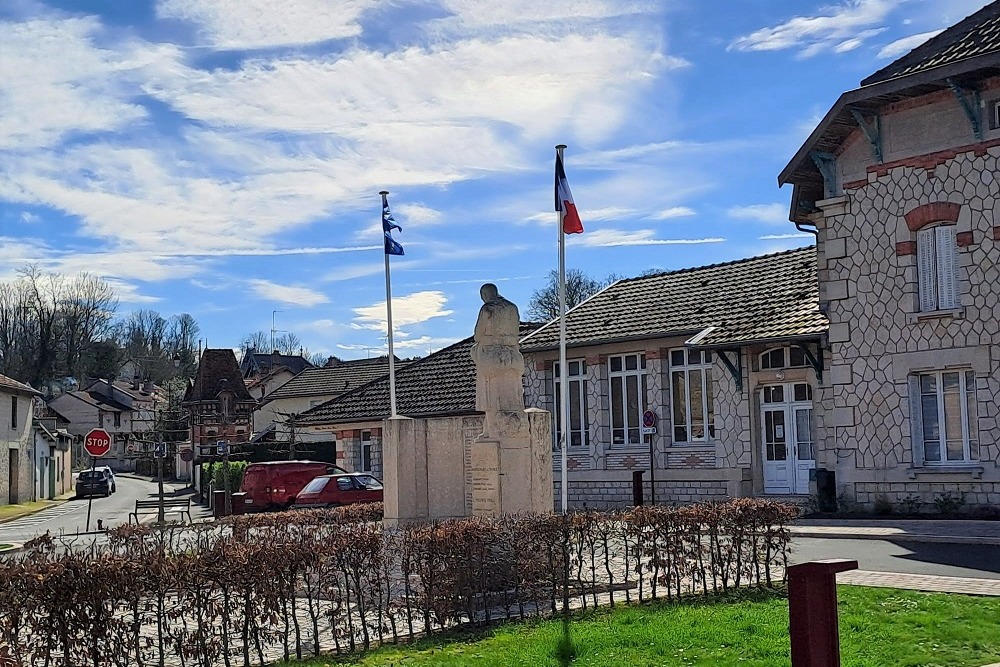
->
[380,190,398,418]
[556,144,569,515]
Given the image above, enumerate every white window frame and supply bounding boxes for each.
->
[360,429,372,472]
[669,348,715,444]
[916,225,959,312]
[916,369,978,465]
[553,359,588,448]
[608,353,646,447]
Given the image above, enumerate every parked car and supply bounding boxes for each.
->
[76,469,112,498]
[96,466,116,493]
[239,460,348,511]
[292,473,383,509]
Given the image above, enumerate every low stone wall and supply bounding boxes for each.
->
[553,478,730,510]
[853,481,1000,512]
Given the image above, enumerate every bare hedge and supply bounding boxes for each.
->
[0,499,797,667]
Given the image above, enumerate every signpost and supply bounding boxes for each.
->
[216,440,227,456]
[153,442,166,459]
[642,411,657,505]
[83,428,112,531]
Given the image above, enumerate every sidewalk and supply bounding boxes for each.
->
[0,491,75,525]
[791,518,1000,545]
[838,569,1000,596]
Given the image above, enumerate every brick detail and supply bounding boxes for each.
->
[534,360,547,371]
[585,354,601,365]
[904,202,961,231]
[843,178,868,190]
[957,231,975,247]
[994,226,1000,241]
[870,138,1000,178]
[645,348,662,360]
[895,240,917,256]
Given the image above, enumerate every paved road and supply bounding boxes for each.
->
[790,536,1000,580]
[0,475,178,543]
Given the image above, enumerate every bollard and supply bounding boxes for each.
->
[788,559,858,667]
[632,470,645,506]
[213,490,228,518]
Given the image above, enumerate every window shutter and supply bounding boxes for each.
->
[916,228,937,312]
[935,225,958,309]
[908,375,924,466]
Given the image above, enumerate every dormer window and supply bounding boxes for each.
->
[916,225,958,312]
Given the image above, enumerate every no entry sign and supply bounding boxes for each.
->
[84,428,113,458]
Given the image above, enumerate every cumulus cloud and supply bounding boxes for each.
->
[249,279,330,307]
[729,0,898,57]
[352,290,454,334]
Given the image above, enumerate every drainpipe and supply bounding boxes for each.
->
[796,220,819,239]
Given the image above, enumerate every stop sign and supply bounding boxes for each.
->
[84,428,113,458]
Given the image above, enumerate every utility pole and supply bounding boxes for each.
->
[288,413,297,460]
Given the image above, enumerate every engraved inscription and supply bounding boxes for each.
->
[470,442,501,516]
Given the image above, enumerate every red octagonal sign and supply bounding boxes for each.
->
[84,428,113,458]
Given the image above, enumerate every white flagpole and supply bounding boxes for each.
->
[380,190,398,418]
[556,145,569,515]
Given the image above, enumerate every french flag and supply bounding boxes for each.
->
[555,153,583,234]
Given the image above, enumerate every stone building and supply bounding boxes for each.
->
[520,248,827,507]
[780,2,1000,510]
[183,349,256,460]
[0,374,41,506]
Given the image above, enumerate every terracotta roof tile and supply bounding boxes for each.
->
[0,373,40,396]
[263,357,410,402]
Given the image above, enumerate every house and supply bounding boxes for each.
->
[32,413,73,500]
[0,374,42,506]
[779,2,1000,510]
[254,356,406,434]
[239,348,312,382]
[296,328,537,475]
[519,248,827,507]
[184,349,256,460]
[46,378,164,472]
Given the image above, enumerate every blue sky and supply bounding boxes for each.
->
[0,0,990,360]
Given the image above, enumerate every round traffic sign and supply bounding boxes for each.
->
[642,410,657,428]
[84,428,113,458]
[180,448,194,462]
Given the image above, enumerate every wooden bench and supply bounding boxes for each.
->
[129,498,192,525]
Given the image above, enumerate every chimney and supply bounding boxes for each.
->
[325,356,340,367]
[131,375,140,391]
[143,380,154,394]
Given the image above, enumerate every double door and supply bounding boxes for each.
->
[761,383,815,495]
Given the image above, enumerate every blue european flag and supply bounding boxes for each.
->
[382,192,404,256]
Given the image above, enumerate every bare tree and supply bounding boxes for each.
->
[274,332,302,356]
[527,269,616,322]
[58,273,118,381]
[240,331,270,356]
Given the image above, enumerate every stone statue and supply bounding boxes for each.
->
[470,283,525,439]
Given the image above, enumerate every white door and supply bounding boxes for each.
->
[761,383,814,495]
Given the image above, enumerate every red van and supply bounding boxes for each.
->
[292,473,383,509]
[240,460,347,511]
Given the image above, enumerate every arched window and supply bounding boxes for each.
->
[916,224,958,312]
[759,347,806,370]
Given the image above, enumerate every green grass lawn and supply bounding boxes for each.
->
[281,587,1000,667]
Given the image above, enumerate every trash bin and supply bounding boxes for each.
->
[213,490,228,518]
[632,470,645,506]
[815,469,837,513]
[231,492,248,515]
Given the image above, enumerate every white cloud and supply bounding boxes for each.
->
[352,290,454,334]
[396,203,445,226]
[758,233,814,240]
[249,279,330,307]
[104,278,162,304]
[649,206,696,220]
[156,0,375,49]
[585,207,636,221]
[19,212,40,224]
[727,203,789,225]
[877,29,943,58]
[569,229,724,247]
[729,0,899,57]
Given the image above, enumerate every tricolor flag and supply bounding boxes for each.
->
[555,153,583,234]
[382,192,404,256]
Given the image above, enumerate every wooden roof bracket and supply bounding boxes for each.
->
[716,349,743,393]
[946,77,983,141]
[848,108,883,163]
[792,341,824,384]
[809,151,838,198]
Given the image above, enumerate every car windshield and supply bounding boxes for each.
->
[353,475,383,490]
[301,477,330,494]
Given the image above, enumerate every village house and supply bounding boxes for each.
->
[0,374,42,506]
[240,348,312,384]
[31,412,74,500]
[780,2,1000,510]
[183,349,256,467]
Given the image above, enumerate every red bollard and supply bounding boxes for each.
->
[213,490,228,518]
[787,559,859,667]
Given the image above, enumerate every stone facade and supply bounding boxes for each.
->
[806,80,1000,510]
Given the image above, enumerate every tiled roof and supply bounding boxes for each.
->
[298,325,540,425]
[263,357,407,402]
[863,2,1000,85]
[185,349,254,403]
[243,350,312,376]
[519,246,826,351]
[0,373,40,397]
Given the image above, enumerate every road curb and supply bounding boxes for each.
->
[791,530,1000,546]
[0,542,24,555]
[0,499,67,525]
